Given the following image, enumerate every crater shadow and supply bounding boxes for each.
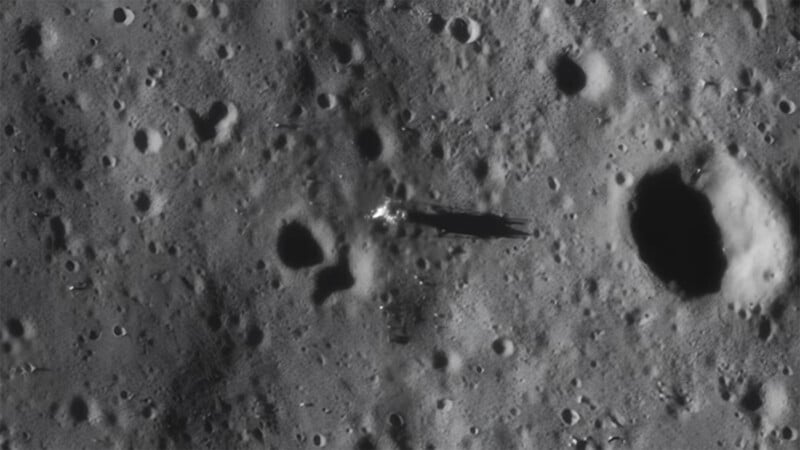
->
[629,165,727,298]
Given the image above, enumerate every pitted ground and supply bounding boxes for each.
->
[0,1,798,449]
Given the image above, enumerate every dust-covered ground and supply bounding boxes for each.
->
[1,1,799,449]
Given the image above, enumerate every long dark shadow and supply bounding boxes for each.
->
[404,206,529,239]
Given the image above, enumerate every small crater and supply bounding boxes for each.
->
[355,127,382,161]
[547,176,560,191]
[196,102,226,139]
[49,216,67,251]
[561,408,580,425]
[743,0,765,29]
[428,14,446,33]
[432,350,448,370]
[778,98,796,114]
[6,319,24,338]
[112,7,135,25]
[553,54,587,96]
[132,128,162,154]
[20,23,42,54]
[211,2,229,18]
[387,412,410,448]
[655,26,672,43]
[312,251,354,305]
[245,325,264,347]
[757,316,772,341]
[448,18,470,43]
[473,158,489,181]
[491,337,514,357]
[312,434,327,447]
[740,383,764,412]
[291,54,316,95]
[69,396,89,423]
[629,165,727,298]
[64,260,79,272]
[133,130,148,152]
[448,17,480,43]
[189,101,236,143]
[616,171,633,187]
[217,44,233,60]
[132,191,151,213]
[727,142,745,159]
[718,377,732,401]
[624,309,641,326]
[388,413,405,429]
[316,93,335,109]
[186,4,200,18]
[276,221,324,270]
[141,405,156,420]
[330,39,353,64]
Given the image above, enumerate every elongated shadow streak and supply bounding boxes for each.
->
[405,208,529,239]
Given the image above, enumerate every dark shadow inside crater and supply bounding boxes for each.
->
[629,165,727,298]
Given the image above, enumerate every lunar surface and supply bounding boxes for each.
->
[1,1,798,449]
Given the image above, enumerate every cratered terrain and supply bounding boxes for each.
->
[0,1,799,449]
